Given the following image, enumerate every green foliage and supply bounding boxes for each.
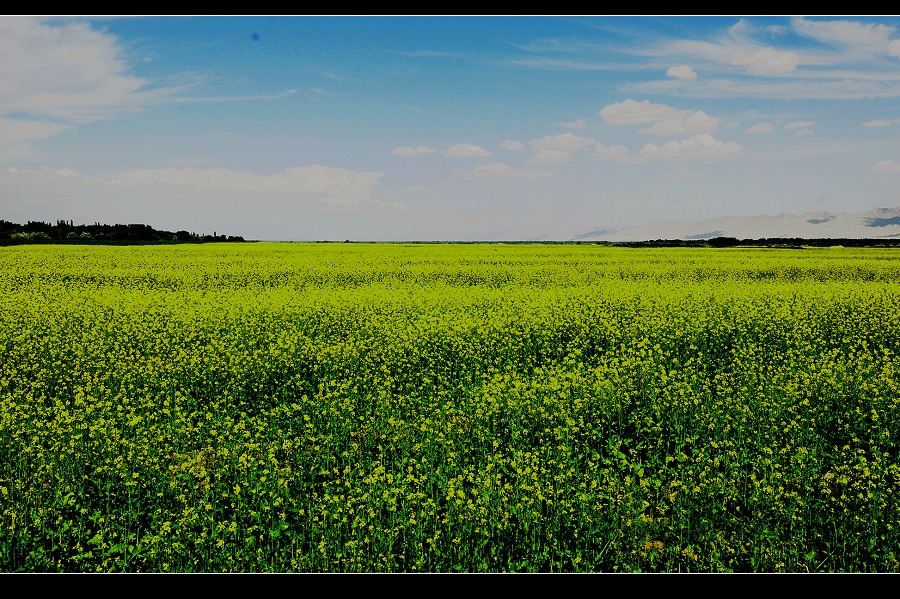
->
[10,231,52,242]
[0,219,245,244]
[707,236,740,248]
[1,243,899,571]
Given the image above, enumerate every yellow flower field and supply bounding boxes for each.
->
[1,242,898,571]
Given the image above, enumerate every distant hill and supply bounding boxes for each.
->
[0,220,245,245]
[573,206,900,242]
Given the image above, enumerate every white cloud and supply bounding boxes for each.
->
[747,123,775,134]
[664,168,697,177]
[640,110,719,137]
[667,65,698,80]
[471,162,555,180]
[391,145,438,157]
[0,17,179,163]
[639,134,743,161]
[0,116,68,161]
[0,143,34,162]
[632,74,900,101]
[559,119,587,129]
[599,99,719,137]
[173,89,299,104]
[785,120,815,135]
[507,58,622,71]
[443,143,491,158]
[0,117,67,143]
[599,99,684,125]
[0,17,170,124]
[664,19,803,76]
[792,16,896,51]
[530,132,594,164]
[595,143,644,165]
[669,39,800,76]
[873,159,900,173]
[890,40,900,57]
[0,165,403,238]
[863,119,899,127]
[641,18,900,101]
[500,140,525,151]
[101,165,384,206]
[722,46,801,76]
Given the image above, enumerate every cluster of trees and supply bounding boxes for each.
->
[372,238,900,248]
[597,237,900,248]
[705,236,900,248]
[0,220,245,245]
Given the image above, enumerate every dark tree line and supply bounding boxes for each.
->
[0,220,245,245]
[704,236,900,248]
[2,220,896,247]
[608,237,900,248]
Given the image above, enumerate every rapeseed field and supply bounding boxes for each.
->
[1,242,898,572]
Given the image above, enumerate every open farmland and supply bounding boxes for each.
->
[1,242,899,572]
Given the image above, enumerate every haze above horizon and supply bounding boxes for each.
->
[3,16,900,241]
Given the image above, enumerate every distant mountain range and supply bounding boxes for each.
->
[572,206,900,242]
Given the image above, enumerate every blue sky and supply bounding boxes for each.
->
[3,16,900,240]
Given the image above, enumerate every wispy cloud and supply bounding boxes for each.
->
[530,132,594,164]
[667,65,698,80]
[596,143,644,165]
[470,162,555,180]
[0,17,172,161]
[559,119,587,130]
[792,16,897,53]
[391,145,439,157]
[639,134,743,161]
[632,76,900,100]
[667,38,800,76]
[0,17,174,125]
[864,118,900,127]
[0,116,67,161]
[664,168,697,177]
[508,58,635,71]
[508,37,601,54]
[599,99,684,125]
[635,17,900,100]
[99,165,385,207]
[443,143,491,158]
[599,99,719,136]
[393,143,492,159]
[747,123,775,134]
[172,89,299,103]
[0,164,396,236]
[873,159,900,173]
[500,140,525,151]
[785,120,815,135]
